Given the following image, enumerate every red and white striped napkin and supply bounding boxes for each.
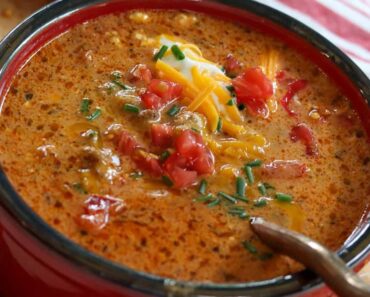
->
[254,0,370,77]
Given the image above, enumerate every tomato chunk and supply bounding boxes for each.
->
[76,195,124,232]
[141,91,163,110]
[163,153,198,188]
[117,131,139,155]
[280,79,307,116]
[174,129,205,158]
[130,64,152,84]
[148,79,183,103]
[262,160,308,179]
[192,149,215,175]
[132,149,163,177]
[232,67,273,117]
[290,123,318,156]
[224,54,242,77]
[151,124,174,148]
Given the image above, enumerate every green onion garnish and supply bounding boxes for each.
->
[86,108,102,121]
[233,194,249,203]
[226,85,235,93]
[226,98,236,106]
[259,252,274,260]
[194,193,213,203]
[159,151,170,162]
[246,159,262,167]
[216,117,223,132]
[258,183,267,196]
[112,80,130,90]
[218,192,237,204]
[72,183,87,194]
[129,171,143,179]
[254,198,267,207]
[153,45,168,61]
[207,198,221,208]
[111,71,122,80]
[242,241,258,254]
[236,176,246,197]
[171,45,185,60]
[275,192,293,203]
[228,206,249,219]
[239,212,250,219]
[80,98,91,114]
[167,105,181,117]
[244,165,254,184]
[263,182,275,190]
[191,127,200,133]
[199,179,207,195]
[238,104,245,111]
[162,175,173,187]
[123,103,140,114]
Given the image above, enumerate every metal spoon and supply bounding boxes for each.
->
[250,217,370,297]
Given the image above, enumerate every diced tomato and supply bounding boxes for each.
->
[132,149,163,177]
[163,153,198,188]
[280,79,307,116]
[275,70,286,82]
[151,124,174,148]
[290,123,318,156]
[174,129,205,159]
[191,149,215,175]
[141,91,163,110]
[262,160,308,179]
[148,79,183,103]
[232,67,273,117]
[224,54,242,77]
[76,195,124,232]
[117,131,139,155]
[130,64,152,84]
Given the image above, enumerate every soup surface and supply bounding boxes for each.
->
[0,10,369,283]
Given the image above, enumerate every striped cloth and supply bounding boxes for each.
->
[254,0,370,77]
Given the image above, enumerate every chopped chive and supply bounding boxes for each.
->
[220,66,226,73]
[216,117,223,132]
[112,80,130,90]
[254,198,267,207]
[242,241,258,254]
[191,127,200,133]
[244,165,254,184]
[111,71,122,80]
[239,212,250,220]
[275,192,293,203]
[258,183,267,196]
[162,175,173,187]
[153,45,168,61]
[236,176,246,197]
[218,192,237,204]
[207,198,221,208]
[72,183,87,194]
[159,151,170,162]
[232,194,249,203]
[123,103,140,114]
[86,108,102,121]
[194,193,213,203]
[226,85,235,93]
[259,252,274,260]
[228,206,247,217]
[226,98,236,106]
[263,182,275,190]
[25,92,33,101]
[80,98,91,114]
[129,171,143,179]
[246,159,262,167]
[167,105,181,117]
[199,179,207,195]
[238,103,245,111]
[171,45,185,60]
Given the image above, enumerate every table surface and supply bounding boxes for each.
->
[0,0,369,295]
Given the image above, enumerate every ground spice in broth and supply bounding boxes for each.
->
[0,10,369,283]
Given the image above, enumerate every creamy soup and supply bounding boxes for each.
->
[0,10,368,283]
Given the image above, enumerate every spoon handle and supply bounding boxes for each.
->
[250,217,370,297]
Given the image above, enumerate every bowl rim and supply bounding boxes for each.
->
[0,0,369,296]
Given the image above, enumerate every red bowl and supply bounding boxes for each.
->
[0,1,369,296]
